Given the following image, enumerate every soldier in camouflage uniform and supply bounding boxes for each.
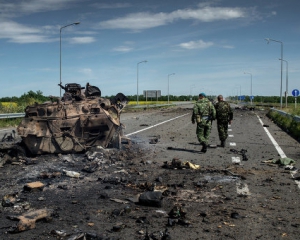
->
[214,95,233,147]
[191,93,216,153]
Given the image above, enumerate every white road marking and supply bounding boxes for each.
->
[256,115,286,158]
[232,156,241,164]
[228,129,232,132]
[126,113,190,137]
[256,115,300,190]
[0,129,11,132]
[236,181,251,196]
[228,126,249,195]
[295,180,300,189]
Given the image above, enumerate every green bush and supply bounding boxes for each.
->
[267,110,300,141]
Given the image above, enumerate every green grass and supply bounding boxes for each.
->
[267,109,300,141]
[0,103,25,128]
[0,118,22,128]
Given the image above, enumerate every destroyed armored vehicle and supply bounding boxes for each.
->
[16,83,128,155]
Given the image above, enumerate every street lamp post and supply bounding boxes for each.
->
[137,60,147,105]
[235,85,241,103]
[190,84,195,101]
[279,58,288,108]
[244,72,252,105]
[265,38,283,109]
[60,22,80,97]
[167,73,175,104]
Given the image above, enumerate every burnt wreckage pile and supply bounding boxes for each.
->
[3,82,128,156]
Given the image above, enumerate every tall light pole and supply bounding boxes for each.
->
[167,73,175,104]
[190,84,195,101]
[137,60,147,105]
[244,72,252,105]
[265,38,283,109]
[60,22,80,97]
[235,85,241,103]
[279,58,288,108]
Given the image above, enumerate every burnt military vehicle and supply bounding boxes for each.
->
[16,83,128,155]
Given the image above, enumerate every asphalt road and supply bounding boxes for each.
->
[0,104,299,239]
[122,104,299,171]
[120,104,300,238]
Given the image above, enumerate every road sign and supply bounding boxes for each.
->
[292,89,299,97]
[250,96,254,100]
[143,90,161,98]
[238,95,245,100]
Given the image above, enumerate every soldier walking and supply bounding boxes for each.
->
[214,95,233,147]
[191,93,216,153]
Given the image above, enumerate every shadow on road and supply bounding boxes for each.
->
[167,146,203,154]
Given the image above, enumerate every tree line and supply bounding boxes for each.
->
[0,90,295,105]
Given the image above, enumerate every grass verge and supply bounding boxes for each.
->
[267,109,300,142]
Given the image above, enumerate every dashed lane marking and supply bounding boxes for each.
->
[126,113,190,137]
[232,156,241,164]
[227,126,250,194]
[295,180,300,188]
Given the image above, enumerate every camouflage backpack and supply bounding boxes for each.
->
[216,101,230,121]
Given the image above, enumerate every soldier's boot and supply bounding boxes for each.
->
[201,143,207,153]
[221,140,225,148]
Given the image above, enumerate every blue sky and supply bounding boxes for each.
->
[0,0,300,99]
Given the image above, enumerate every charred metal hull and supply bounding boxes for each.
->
[17,83,128,155]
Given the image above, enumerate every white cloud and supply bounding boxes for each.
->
[0,0,77,17]
[0,21,90,44]
[98,5,245,31]
[0,21,39,35]
[99,12,171,31]
[9,35,52,43]
[223,45,234,49]
[78,68,93,76]
[112,46,133,52]
[69,37,96,44]
[0,21,53,43]
[91,3,131,9]
[178,40,214,50]
[171,6,244,22]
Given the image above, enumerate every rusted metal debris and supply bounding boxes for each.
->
[14,82,128,155]
[7,208,53,233]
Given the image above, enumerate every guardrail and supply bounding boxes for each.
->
[270,108,300,123]
[127,101,193,109]
[0,113,25,119]
[0,102,192,119]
